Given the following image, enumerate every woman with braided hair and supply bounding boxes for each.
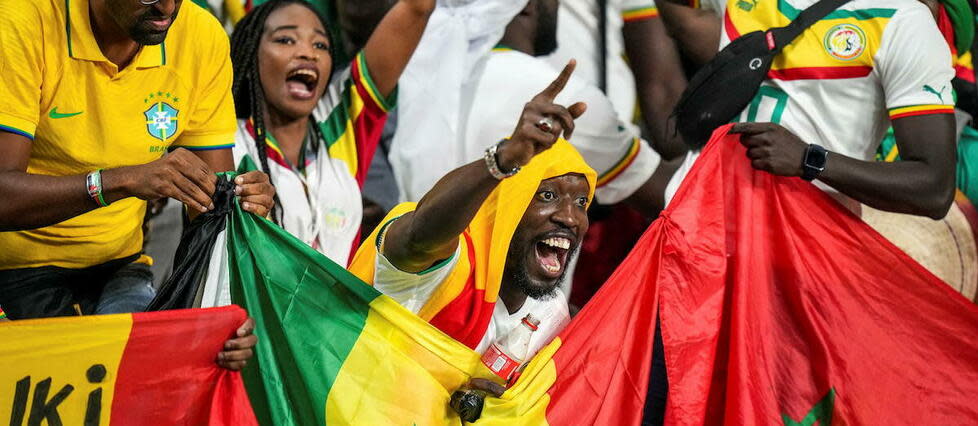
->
[229,0,433,265]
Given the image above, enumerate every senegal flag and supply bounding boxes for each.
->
[222,157,654,424]
[226,192,500,425]
[0,306,257,425]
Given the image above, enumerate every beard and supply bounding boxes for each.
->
[533,2,558,56]
[510,265,564,301]
[503,243,577,302]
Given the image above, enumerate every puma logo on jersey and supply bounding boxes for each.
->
[923,85,948,103]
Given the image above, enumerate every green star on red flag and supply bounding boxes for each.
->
[782,388,835,426]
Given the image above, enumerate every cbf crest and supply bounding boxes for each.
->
[143,91,180,142]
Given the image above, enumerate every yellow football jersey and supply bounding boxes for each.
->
[0,0,236,269]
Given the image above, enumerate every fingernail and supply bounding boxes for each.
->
[234,186,242,195]
[242,202,250,210]
[235,176,243,184]
[209,203,215,210]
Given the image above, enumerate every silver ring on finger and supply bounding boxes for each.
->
[139,0,161,4]
[536,116,555,133]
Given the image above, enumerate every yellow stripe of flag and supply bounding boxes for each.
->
[0,314,131,425]
[324,295,494,424]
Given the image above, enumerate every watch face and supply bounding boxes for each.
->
[806,146,827,169]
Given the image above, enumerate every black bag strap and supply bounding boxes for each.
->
[769,0,852,52]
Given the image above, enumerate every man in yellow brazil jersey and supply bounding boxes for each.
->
[0,0,273,356]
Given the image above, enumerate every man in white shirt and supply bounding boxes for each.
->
[659,0,957,220]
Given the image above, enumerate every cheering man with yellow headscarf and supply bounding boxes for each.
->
[349,60,596,365]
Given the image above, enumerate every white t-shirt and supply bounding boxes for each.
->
[448,49,659,205]
[232,121,363,265]
[373,237,570,357]
[544,0,657,123]
[665,0,955,204]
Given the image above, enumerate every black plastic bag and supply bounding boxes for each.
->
[145,173,236,311]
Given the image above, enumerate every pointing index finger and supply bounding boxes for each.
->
[536,59,576,102]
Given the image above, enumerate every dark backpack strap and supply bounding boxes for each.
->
[770,0,852,51]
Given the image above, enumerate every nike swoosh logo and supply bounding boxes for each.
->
[49,107,83,119]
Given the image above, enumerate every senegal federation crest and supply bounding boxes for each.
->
[144,102,179,142]
[823,24,866,61]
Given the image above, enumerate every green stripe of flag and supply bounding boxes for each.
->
[229,154,382,425]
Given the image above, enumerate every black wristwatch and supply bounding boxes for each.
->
[801,144,827,181]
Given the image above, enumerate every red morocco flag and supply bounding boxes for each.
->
[659,125,978,424]
[0,306,257,425]
[482,124,978,425]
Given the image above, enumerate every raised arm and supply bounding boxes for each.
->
[382,62,587,272]
[361,0,436,98]
[623,12,689,160]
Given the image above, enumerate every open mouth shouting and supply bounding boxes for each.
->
[533,233,575,280]
[285,64,320,100]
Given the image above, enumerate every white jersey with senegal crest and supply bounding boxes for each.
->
[666,0,955,204]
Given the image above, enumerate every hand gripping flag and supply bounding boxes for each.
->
[0,306,257,425]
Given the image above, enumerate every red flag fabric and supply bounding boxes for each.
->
[482,124,978,425]
[1,306,257,425]
[655,124,978,424]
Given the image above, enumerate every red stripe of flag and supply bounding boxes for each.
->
[111,306,257,426]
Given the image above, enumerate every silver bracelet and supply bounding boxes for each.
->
[485,140,520,180]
